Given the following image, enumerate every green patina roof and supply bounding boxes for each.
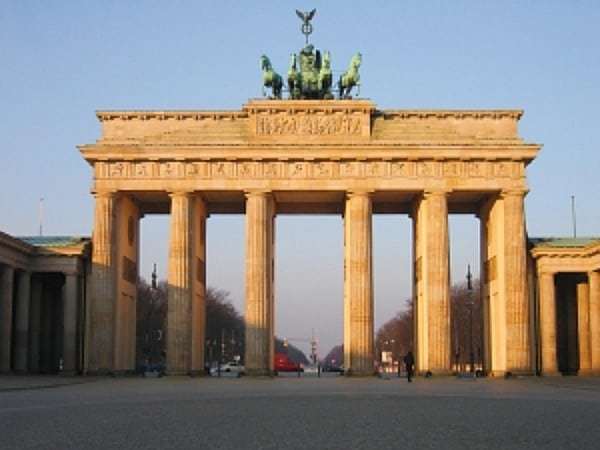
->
[529,237,600,249]
[16,236,89,248]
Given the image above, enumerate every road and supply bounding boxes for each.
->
[1,375,599,449]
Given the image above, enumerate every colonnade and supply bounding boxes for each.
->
[88,188,532,376]
[538,270,600,375]
[0,266,83,374]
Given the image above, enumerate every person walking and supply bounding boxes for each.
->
[404,351,415,382]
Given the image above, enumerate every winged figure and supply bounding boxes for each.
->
[296,9,316,24]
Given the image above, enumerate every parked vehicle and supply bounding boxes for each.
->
[322,364,344,373]
[274,353,304,373]
[210,361,245,376]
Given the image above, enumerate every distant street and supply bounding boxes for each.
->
[2,376,600,449]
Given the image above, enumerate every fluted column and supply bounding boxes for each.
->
[343,191,374,376]
[539,271,558,375]
[577,282,591,374]
[14,271,31,372]
[0,265,15,372]
[88,191,116,372]
[167,192,193,375]
[589,271,600,373]
[244,191,275,376]
[28,277,42,372]
[502,190,531,373]
[190,197,207,375]
[63,274,79,374]
[413,190,450,374]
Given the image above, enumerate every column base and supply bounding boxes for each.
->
[245,369,274,377]
[83,368,114,376]
[577,369,600,376]
[417,370,453,377]
[345,370,377,377]
[540,371,562,377]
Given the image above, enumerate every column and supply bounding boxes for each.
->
[0,266,15,372]
[167,192,192,375]
[190,197,207,374]
[413,190,450,374]
[88,191,116,373]
[344,191,374,375]
[14,271,31,372]
[62,274,79,374]
[589,270,600,373]
[28,277,42,372]
[577,282,591,374]
[539,271,558,375]
[502,190,531,373]
[244,191,275,376]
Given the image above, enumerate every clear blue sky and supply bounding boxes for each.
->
[1,1,599,356]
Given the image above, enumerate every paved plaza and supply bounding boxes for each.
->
[1,375,600,449]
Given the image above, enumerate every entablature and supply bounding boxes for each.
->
[85,100,540,160]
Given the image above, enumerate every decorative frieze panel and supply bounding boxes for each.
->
[255,113,364,136]
[98,160,521,182]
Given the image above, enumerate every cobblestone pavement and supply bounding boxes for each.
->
[1,375,600,449]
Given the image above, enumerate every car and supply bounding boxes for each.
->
[210,361,245,376]
[322,364,344,373]
[274,353,304,373]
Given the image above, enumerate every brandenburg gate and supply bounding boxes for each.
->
[80,99,540,376]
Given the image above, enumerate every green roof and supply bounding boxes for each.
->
[529,237,600,248]
[16,236,89,248]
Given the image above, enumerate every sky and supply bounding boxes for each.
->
[1,1,599,357]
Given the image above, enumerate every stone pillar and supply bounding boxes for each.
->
[589,270,600,373]
[577,282,591,374]
[413,190,450,374]
[63,274,79,374]
[14,271,31,373]
[343,191,374,376]
[88,191,116,373]
[502,190,531,373]
[244,191,275,376]
[28,277,42,372]
[0,266,15,372]
[539,271,558,375]
[167,192,192,375]
[190,197,207,375]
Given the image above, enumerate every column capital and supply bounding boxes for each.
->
[168,190,194,199]
[346,189,373,199]
[423,188,451,198]
[538,270,556,278]
[500,188,529,198]
[244,189,273,199]
[92,190,117,199]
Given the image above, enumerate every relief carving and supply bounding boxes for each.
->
[417,161,435,177]
[256,113,362,136]
[443,162,461,177]
[340,162,359,178]
[211,162,234,178]
[160,162,181,178]
[289,162,309,178]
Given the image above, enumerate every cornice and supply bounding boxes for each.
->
[379,110,524,120]
[94,108,524,122]
[96,110,247,122]
[0,231,35,255]
[531,243,600,260]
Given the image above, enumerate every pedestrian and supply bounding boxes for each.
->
[404,351,415,383]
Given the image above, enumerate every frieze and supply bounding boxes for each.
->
[99,160,519,181]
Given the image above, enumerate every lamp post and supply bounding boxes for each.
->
[467,264,474,373]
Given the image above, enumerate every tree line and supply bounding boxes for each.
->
[136,279,308,369]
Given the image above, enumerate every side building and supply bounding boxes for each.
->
[0,232,90,374]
